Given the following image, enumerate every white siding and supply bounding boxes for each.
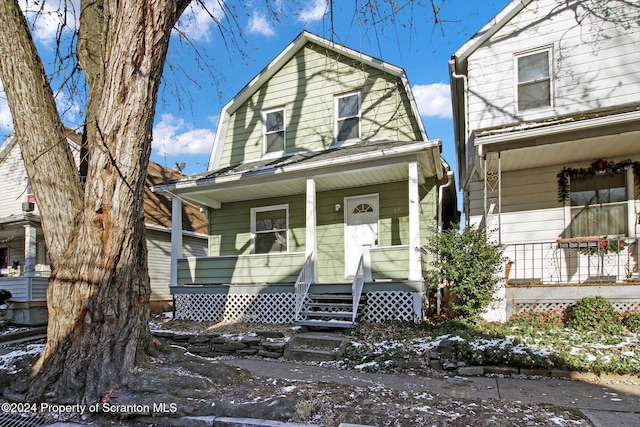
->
[466,0,640,131]
[0,142,31,218]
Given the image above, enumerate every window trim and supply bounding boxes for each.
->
[334,91,362,144]
[262,107,286,157]
[250,204,289,254]
[514,46,554,112]
[565,169,631,238]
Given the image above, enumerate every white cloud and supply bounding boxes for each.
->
[247,11,276,37]
[175,0,225,42]
[412,83,453,119]
[152,114,215,156]
[0,82,13,132]
[19,0,79,46]
[298,0,328,22]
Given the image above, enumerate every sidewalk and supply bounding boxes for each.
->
[223,358,640,427]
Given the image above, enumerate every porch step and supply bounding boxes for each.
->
[300,310,353,318]
[296,288,366,329]
[307,293,353,301]
[284,332,350,361]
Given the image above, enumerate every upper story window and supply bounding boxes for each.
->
[335,92,361,143]
[251,205,288,254]
[569,171,627,237]
[263,108,285,155]
[516,48,552,111]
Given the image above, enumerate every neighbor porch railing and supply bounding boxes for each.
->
[294,253,314,321]
[505,237,640,285]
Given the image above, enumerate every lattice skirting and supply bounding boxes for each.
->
[174,293,298,323]
[515,301,640,315]
[363,291,417,322]
[174,291,419,323]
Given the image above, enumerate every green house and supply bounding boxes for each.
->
[154,31,458,327]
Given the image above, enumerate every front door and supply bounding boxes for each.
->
[344,194,379,277]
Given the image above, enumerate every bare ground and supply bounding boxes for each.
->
[0,320,594,426]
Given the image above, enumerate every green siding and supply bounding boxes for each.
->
[204,179,438,284]
[370,246,410,280]
[177,253,305,285]
[218,42,423,168]
[209,195,306,256]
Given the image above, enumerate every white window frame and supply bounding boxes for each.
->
[250,204,289,254]
[514,46,554,112]
[334,91,362,144]
[565,169,631,238]
[262,107,286,157]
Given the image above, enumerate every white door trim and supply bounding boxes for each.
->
[344,193,379,278]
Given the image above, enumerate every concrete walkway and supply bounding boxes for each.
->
[223,358,640,427]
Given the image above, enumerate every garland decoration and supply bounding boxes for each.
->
[557,159,640,202]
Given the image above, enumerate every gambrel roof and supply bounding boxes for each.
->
[208,30,428,170]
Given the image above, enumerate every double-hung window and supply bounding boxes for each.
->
[251,205,288,254]
[335,92,361,143]
[569,172,627,237]
[263,108,285,155]
[516,48,552,111]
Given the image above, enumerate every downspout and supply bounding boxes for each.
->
[449,58,470,187]
[438,176,453,232]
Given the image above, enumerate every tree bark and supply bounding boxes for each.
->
[0,0,190,403]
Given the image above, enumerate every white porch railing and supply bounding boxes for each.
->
[351,253,366,323]
[294,253,314,321]
[505,237,640,285]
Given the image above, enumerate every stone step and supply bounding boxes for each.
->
[283,347,341,362]
[284,332,349,361]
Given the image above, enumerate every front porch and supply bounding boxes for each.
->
[171,246,426,324]
[504,237,640,318]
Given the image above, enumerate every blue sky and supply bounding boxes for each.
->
[0,0,511,178]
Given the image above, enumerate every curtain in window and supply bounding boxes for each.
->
[570,172,627,237]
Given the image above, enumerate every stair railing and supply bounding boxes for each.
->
[351,252,366,323]
[294,253,314,321]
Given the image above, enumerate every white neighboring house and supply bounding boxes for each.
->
[0,132,208,325]
[449,0,640,320]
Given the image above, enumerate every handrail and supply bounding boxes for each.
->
[351,253,365,323]
[294,253,314,321]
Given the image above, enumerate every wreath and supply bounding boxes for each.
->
[557,159,640,202]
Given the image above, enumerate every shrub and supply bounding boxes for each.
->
[0,289,11,305]
[566,297,623,335]
[623,313,640,333]
[426,225,506,321]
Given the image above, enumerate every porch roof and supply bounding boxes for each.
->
[473,104,640,172]
[153,139,444,208]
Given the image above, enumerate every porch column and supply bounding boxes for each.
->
[483,151,501,243]
[170,197,183,287]
[23,224,36,277]
[408,161,422,281]
[305,178,318,282]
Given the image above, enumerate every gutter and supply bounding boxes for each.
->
[475,109,640,146]
[158,140,442,192]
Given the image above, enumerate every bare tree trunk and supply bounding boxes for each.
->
[0,0,190,403]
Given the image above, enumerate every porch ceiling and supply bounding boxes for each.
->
[176,160,415,207]
[481,127,640,172]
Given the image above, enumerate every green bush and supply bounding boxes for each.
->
[623,313,640,333]
[426,225,506,321]
[566,297,623,334]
